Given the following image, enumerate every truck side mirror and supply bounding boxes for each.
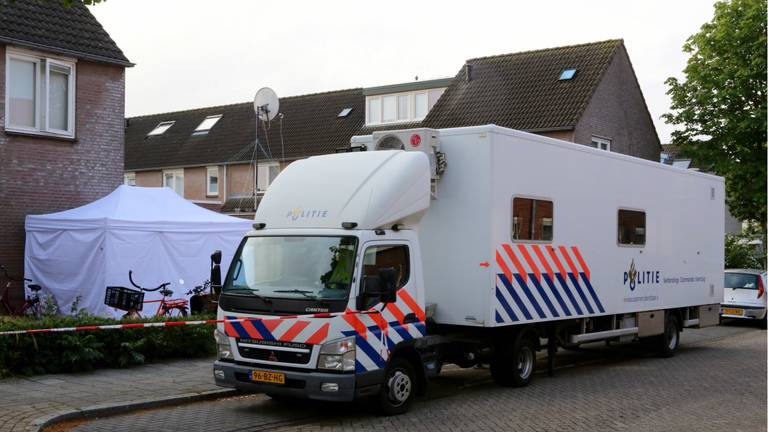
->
[357,267,398,310]
[210,250,222,294]
[378,267,398,304]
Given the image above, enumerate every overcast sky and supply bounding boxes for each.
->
[91,0,716,143]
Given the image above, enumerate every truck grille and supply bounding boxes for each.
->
[236,339,312,365]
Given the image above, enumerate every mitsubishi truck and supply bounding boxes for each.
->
[212,125,723,414]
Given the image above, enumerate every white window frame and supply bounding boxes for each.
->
[124,172,136,186]
[194,114,222,134]
[44,59,75,135]
[255,162,280,192]
[206,166,219,197]
[163,169,184,196]
[5,48,76,138]
[365,88,446,126]
[591,136,611,151]
[148,121,175,136]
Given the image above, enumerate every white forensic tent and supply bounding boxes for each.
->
[25,186,252,317]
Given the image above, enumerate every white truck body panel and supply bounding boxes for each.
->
[353,125,724,327]
[254,125,724,328]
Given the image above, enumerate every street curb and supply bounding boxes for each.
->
[33,388,238,432]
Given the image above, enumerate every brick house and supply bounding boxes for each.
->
[0,1,131,305]
[124,39,660,217]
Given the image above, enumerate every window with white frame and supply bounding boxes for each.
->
[124,172,136,186]
[163,169,184,196]
[256,162,280,192]
[366,88,446,125]
[148,121,175,136]
[5,49,76,137]
[591,136,611,151]
[207,166,219,196]
[194,115,222,134]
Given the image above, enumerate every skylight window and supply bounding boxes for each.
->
[194,115,222,133]
[338,108,353,118]
[147,121,175,136]
[559,69,577,80]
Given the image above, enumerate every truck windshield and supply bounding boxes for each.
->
[224,236,358,301]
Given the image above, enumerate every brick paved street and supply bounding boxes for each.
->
[0,358,228,432]
[61,323,767,432]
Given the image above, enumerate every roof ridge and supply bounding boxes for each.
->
[466,39,624,63]
[127,87,363,120]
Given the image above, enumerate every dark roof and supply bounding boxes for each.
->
[221,196,260,214]
[0,0,131,66]
[125,40,627,170]
[423,40,622,130]
[125,89,364,170]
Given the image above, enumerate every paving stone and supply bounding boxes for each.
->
[67,325,766,432]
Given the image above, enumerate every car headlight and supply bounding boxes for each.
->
[214,328,233,360]
[317,336,356,372]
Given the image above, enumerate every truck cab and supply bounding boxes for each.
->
[213,150,432,414]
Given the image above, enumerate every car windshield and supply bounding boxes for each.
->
[224,236,358,301]
[724,273,760,289]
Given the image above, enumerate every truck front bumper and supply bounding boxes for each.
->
[214,361,375,402]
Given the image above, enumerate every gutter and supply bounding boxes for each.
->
[0,36,135,67]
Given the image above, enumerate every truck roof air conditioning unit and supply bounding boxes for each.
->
[370,128,445,198]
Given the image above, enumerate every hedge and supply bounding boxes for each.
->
[0,314,216,377]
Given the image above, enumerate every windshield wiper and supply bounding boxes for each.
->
[273,289,317,299]
[226,287,272,303]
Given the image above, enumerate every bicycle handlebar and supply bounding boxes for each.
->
[128,270,170,292]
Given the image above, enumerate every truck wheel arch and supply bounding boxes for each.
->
[388,342,427,396]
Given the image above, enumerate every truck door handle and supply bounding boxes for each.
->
[403,313,418,324]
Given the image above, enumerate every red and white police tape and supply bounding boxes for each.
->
[0,309,380,336]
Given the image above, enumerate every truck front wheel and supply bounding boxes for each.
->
[490,334,536,387]
[377,358,416,415]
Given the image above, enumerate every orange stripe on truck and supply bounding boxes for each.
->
[502,244,528,283]
[517,244,542,282]
[531,244,556,281]
[570,246,591,280]
[398,289,426,322]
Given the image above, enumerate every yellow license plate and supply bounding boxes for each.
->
[250,370,285,385]
[722,308,744,316]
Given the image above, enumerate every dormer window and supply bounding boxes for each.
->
[365,88,445,126]
[194,115,222,134]
[147,121,175,136]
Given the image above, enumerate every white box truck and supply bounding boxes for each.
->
[212,125,724,414]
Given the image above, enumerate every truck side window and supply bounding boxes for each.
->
[512,197,553,241]
[362,245,410,288]
[618,209,646,245]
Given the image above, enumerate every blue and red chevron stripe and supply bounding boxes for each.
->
[494,244,604,324]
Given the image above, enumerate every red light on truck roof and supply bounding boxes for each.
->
[410,134,421,148]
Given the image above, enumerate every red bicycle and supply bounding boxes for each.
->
[1,264,44,318]
[122,270,189,318]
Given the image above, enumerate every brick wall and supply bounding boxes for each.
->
[0,44,126,305]
[573,45,661,161]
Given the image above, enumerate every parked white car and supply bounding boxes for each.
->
[721,269,767,328]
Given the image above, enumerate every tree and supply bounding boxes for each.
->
[664,0,767,242]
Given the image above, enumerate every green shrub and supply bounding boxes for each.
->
[0,314,216,377]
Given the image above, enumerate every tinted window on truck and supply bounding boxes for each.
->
[618,209,646,246]
[512,198,553,241]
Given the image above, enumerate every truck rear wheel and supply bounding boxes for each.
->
[657,316,680,358]
[490,334,536,387]
[377,358,416,415]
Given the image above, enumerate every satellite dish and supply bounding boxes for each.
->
[253,87,280,122]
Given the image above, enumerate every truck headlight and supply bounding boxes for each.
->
[317,336,356,372]
[214,329,233,360]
